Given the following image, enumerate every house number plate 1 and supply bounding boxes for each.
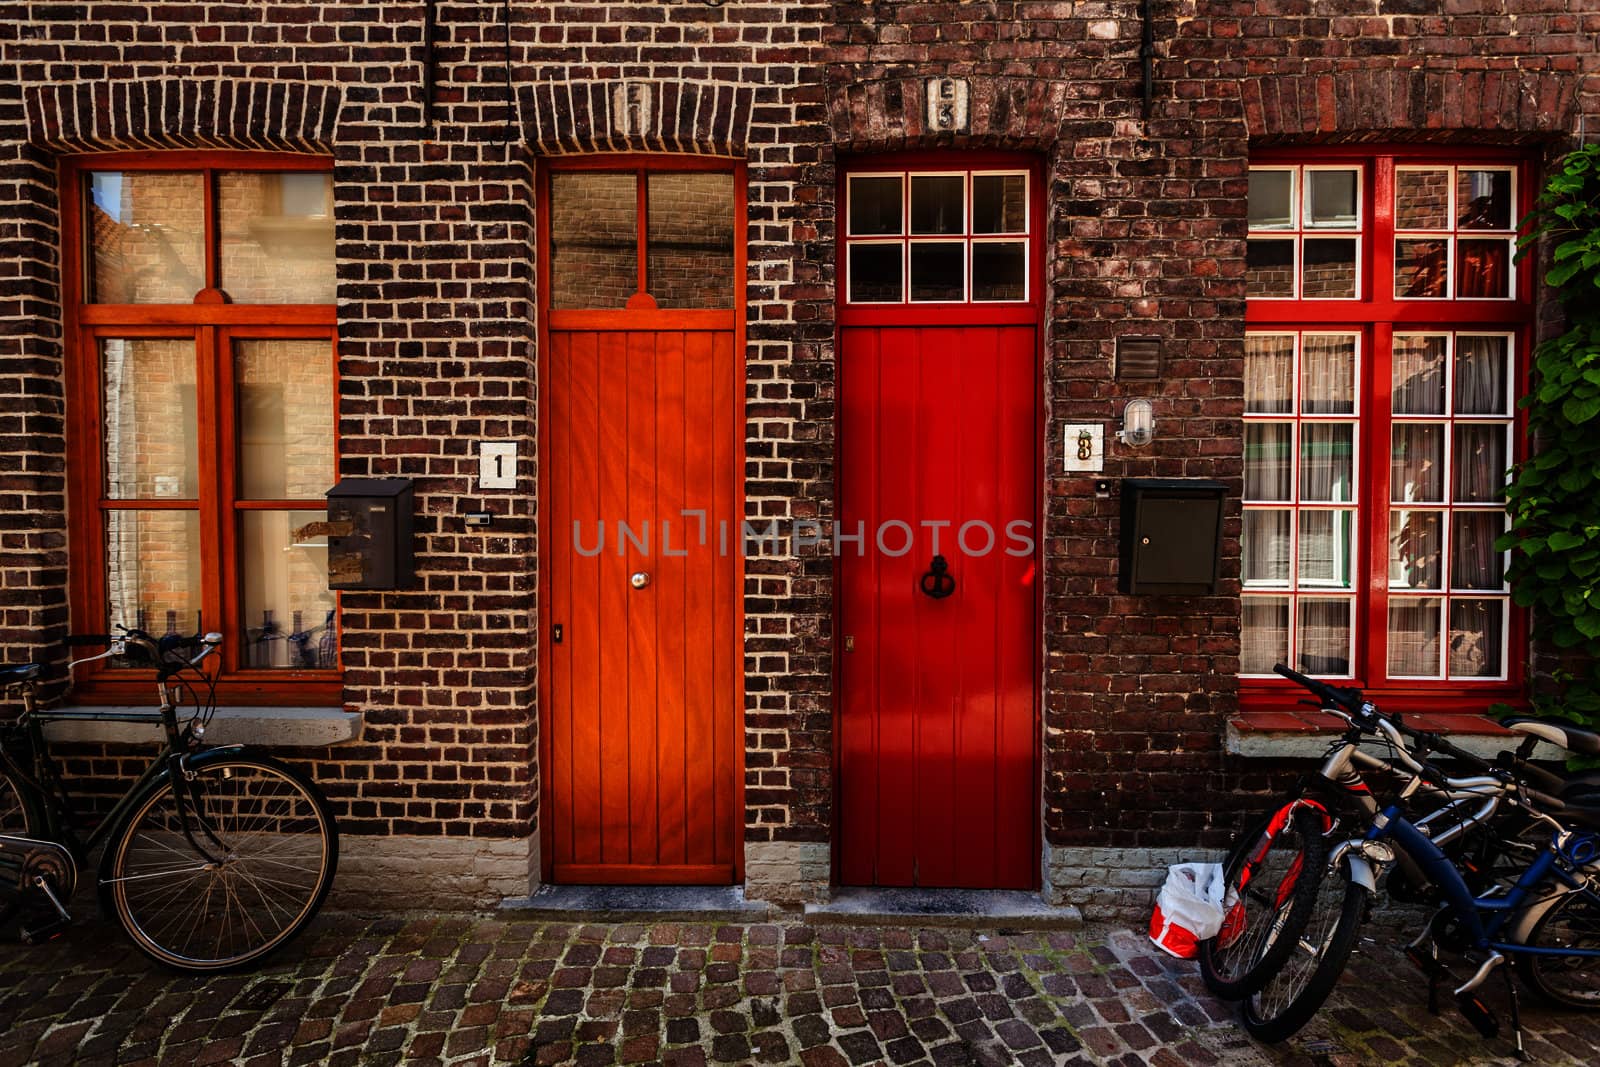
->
[479,441,518,489]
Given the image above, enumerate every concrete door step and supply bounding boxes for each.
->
[500,885,774,923]
[803,888,1083,928]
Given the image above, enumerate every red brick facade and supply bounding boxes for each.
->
[2,1,1597,910]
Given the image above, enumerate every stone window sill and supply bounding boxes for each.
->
[1225,711,1559,760]
[42,706,362,747]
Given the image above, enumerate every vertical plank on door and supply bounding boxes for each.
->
[839,327,876,886]
[597,330,631,865]
[655,332,688,868]
[626,330,660,866]
[710,330,737,869]
[569,331,605,867]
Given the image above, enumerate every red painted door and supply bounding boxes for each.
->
[545,327,740,884]
[838,324,1039,888]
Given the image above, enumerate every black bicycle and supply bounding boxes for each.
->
[0,627,338,972]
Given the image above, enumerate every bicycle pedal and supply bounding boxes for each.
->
[19,914,70,944]
[1455,992,1499,1039]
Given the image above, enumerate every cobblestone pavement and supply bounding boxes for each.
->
[3,911,1599,1067]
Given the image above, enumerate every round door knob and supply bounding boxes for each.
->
[630,571,651,589]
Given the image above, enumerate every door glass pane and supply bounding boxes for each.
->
[100,338,198,500]
[1245,423,1292,501]
[1299,424,1353,503]
[1300,334,1355,415]
[1456,239,1510,298]
[1248,169,1293,229]
[235,339,334,499]
[1392,335,1446,415]
[1242,510,1291,587]
[647,172,735,309]
[909,242,963,301]
[88,171,205,303]
[972,174,1027,234]
[1390,510,1442,590]
[1241,597,1289,674]
[1449,599,1504,678]
[218,171,336,304]
[849,243,902,303]
[849,175,902,235]
[1452,511,1506,590]
[1396,239,1448,298]
[1301,239,1356,298]
[909,175,963,235]
[1396,169,1450,230]
[105,510,202,635]
[1391,423,1444,502]
[1458,169,1512,230]
[1306,170,1357,228]
[1388,597,1442,677]
[549,172,637,309]
[1297,597,1352,676]
[1298,511,1354,589]
[1246,239,1295,297]
[971,242,1025,301]
[241,510,337,670]
[1453,424,1507,503]
[1245,335,1293,414]
[1454,336,1509,415]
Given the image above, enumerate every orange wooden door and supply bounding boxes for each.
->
[546,327,739,884]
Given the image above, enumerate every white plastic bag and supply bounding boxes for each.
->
[1148,861,1230,959]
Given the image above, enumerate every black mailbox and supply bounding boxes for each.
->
[323,478,416,591]
[1119,479,1226,595]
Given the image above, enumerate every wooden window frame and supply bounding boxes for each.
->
[61,151,340,706]
[1241,145,1533,716]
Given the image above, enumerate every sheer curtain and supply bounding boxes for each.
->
[1454,335,1507,414]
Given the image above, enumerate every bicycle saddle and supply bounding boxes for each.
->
[1501,717,1600,757]
[0,663,41,684]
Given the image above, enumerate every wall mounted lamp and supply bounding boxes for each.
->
[1116,399,1155,447]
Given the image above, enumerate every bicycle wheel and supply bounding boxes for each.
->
[0,764,43,925]
[1241,850,1366,1043]
[1517,888,1600,1009]
[104,752,337,972]
[1199,802,1331,1000]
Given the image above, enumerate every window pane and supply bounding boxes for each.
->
[1242,510,1291,587]
[1246,239,1295,297]
[1248,169,1293,229]
[1388,598,1442,677]
[1241,597,1290,674]
[101,338,198,500]
[1452,511,1506,590]
[1301,238,1356,298]
[1449,599,1504,678]
[1391,423,1444,502]
[909,242,964,301]
[1306,170,1358,228]
[1396,238,1448,298]
[1458,169,1512,230]
[1297,597,1352,676]
[1392,334,1447,415]
[549,172,637,309]
[849,244,902,303]
[647,173,735,309]
[1245,335,1293,414]
[849,175,902,236]
[241,510,337,670]
[1390,510,1442,590]
[1244,423,1292,501]
[1453,424,1507,503]
[1298,510,1354,589]
[910,175,964,235]
[1300,334,1355,415]
[218,171,336,304]
[1454,335,1509,415]
[1396,169,1450,230]
[105,509,202,635]
[88,171,205,303]
[1299,424,1353,503]
[235,339,334,499]
[1456,239,1511,298]
[972,174,1026,234]
[971,242,1025,301]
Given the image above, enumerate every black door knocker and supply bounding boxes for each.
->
[919,554,956,600]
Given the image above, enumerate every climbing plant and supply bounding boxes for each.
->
[1498,144,1600,721]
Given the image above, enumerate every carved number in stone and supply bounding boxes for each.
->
[925,77,970,133]
[614,82,652,138]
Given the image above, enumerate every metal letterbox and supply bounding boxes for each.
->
[324,478,416,591]
[1119,479,1226,595]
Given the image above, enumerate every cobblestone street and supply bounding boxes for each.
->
[3,911,1599,1067]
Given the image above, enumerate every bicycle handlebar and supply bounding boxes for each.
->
[1272,662,1365,716]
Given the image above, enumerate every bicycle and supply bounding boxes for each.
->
[0,627,339,972]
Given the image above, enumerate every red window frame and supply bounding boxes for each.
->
[60,151,340,706]
[1241,146,1533,715]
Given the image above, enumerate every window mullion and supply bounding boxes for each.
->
[203,167,219,294]
[1365,320,1396,686]
[195,324,228,667]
